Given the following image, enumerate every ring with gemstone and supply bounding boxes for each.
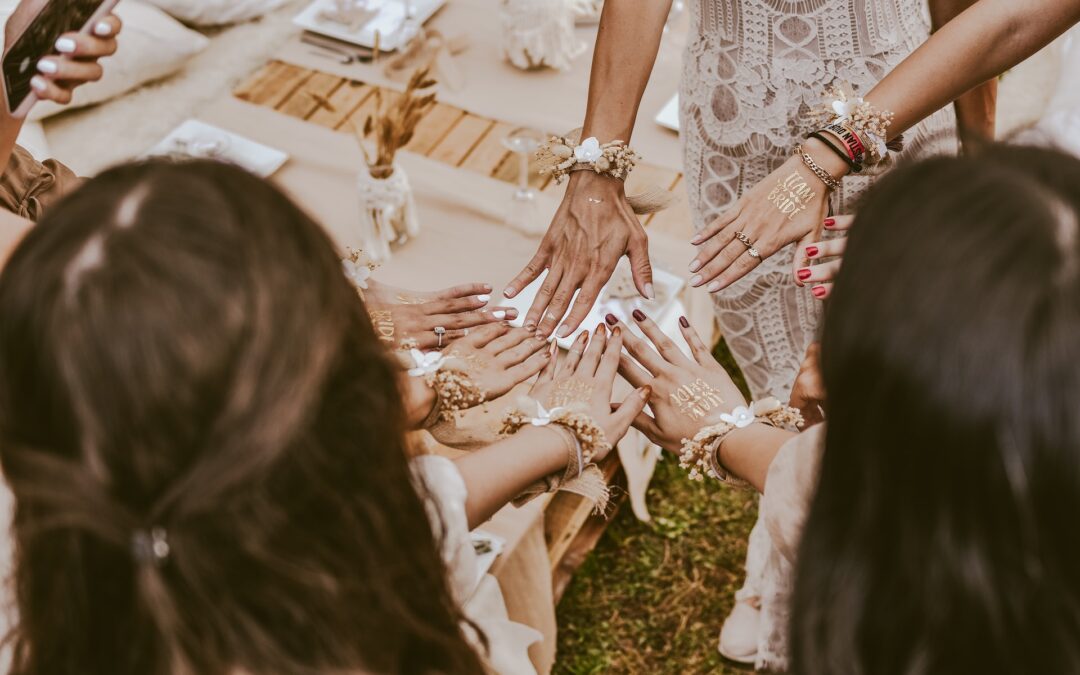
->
[434,326,446,347]
[734,231,761,259]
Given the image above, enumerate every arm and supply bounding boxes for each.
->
[929,0,997,147]
[692,0,1080,294]
[504,0,672,339]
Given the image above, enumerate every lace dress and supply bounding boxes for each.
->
[679,0,958,402]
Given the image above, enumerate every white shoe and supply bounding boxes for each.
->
[718,599,760,664]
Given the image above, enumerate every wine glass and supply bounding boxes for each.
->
[502,127,545,234]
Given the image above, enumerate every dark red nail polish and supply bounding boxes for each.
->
[823,218,835,227]
[632,309,646,322]
[797,268,812,281]
[805,246,819,258]
[605,313,618,326]
[812,285,827,299]
[679,316,690,329]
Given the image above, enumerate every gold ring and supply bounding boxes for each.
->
[734,231,761,259]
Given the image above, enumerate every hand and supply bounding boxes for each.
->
[525,323,650,461]
[689,139,844,293]
[441,323,550,402]
[794,215,852,300]
[504,172,653,339]
[4,1,122,111]
[613,311,746,453]
[363,279,518,350]
[789,342,825,426]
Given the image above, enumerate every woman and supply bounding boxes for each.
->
[0,159,648,674]
[614,143,1080,671]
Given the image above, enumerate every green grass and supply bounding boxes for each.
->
[554,340,756,674]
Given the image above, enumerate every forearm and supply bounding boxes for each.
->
[929,0,997,146]
[0,116,24,176]
[580,0,671,143]
[868,0,1080,138]
[454,426,570,529]
[718,424,796,494]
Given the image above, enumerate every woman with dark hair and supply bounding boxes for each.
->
[0,158,649,675]
[608,143,1080,672]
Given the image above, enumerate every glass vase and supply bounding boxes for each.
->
[357,162,419,263]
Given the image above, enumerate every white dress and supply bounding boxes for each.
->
[679,0,958,402]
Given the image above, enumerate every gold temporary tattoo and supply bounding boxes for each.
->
[669,379,725,421]
[767,171,817,220]
[396,293,426,305]
[549,380,594,408]
[369,310,395,344]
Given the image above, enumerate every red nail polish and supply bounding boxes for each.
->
[679,316,690,329]
[632,309,646,322]
[812,285,827,298]
[605,313,618,326]
[805,246,819,258]
[797,268,812,281]
[823,218,835,227]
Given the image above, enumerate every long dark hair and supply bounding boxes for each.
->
[0,160,486,674]
[792,145,1080,674]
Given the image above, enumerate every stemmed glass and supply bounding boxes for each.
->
[664,0,685,34]
[502,127,545,235]
[397,0,421,48]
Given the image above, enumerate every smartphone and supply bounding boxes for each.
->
[2,0,120,118]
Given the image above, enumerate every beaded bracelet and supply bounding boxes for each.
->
[500,401,612,466]
[796,145,843,191]
[811,83,895,167]
[678,398,803,484]
[537,135,639,184]
[404,349,486,422]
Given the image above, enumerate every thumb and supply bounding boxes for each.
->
[627,231,655,300]
[607,386,652,441]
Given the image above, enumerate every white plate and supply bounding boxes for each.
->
[294,0,446,52]
[655,94,680,133]
[146,120,290,178]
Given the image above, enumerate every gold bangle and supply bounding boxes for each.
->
[796,145,843,191]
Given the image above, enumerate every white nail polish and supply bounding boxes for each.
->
[689,274,703,287]
[688,260,701,273]
[36,60,57,74]
[706,281,721,293]
[30,76,47,92]
[94,21,112,37]
[644,283,655,300]
[476,294,490,303]
[55,38,77,53]
[556,325,571,338]
[492,310,506,320]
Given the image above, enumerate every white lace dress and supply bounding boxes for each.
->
[679,0,958,402]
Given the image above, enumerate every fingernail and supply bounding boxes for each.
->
[640,385,652,399]
[691,233,703,244]
[632,309,646,322]
[706,281,721,293]
[805,246,819,258]
[55,38,77,53]
[812,285,827,299]
[506,308,519,318]
[482,283,493,292]
[556,325,571,338]
[36,60,57,74]
[612,326,621,337]
[94,21,113,37]
[477,294,491,303]
[595,324,606,337]
[797,268,812,281]
[492,310,506,320]
[504,287,517,298]
[644,283,655,300]
[823,218,835,228]
[679,316,690,329]
[549,341,559,355]
[688,259,701,273]
[690,274,703,287]
[30,76,47,92]
[605,313,618,326]
[524,321,536,331]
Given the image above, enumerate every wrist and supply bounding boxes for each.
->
[802,137,851,179]
[515,425,577,475]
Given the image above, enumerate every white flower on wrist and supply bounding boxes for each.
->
[407,349,445,377]
[342,258,372,290]
[720,405,755,428]
[574,137,603,163]
[527,401,569,426]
